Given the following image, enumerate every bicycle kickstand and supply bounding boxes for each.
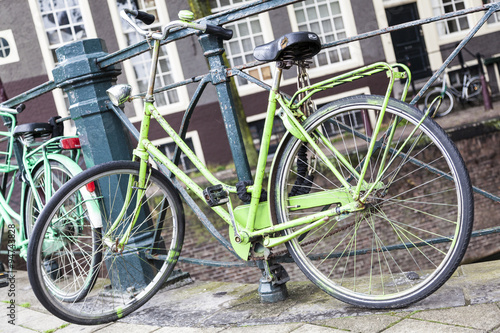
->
[257,259,290,303]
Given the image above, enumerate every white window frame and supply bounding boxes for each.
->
[431,0,472,36]
[0,30,20,66]
[286,0,363,82]
[107,0,189,123]
[210,1,275,96]
[151,131,205,170]
[28,0,97,119]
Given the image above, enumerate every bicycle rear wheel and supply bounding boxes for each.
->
[271,95,473,308]
[27,161,185,325]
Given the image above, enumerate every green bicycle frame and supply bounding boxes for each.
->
[108,37,426,260]
[0,108,83,259]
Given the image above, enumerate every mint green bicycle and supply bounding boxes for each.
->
[0,104,82,272]
[27,9,473,325]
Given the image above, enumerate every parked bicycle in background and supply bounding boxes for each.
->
[0,104,83,285]
[424,69,482,117]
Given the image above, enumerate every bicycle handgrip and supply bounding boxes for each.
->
[136,11,155,25]
[205,24,233,40]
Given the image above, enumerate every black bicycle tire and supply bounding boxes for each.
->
[27,160,185,325]
[270,94,473,309]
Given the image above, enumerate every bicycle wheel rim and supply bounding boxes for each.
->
[28,161,184,325]
[272,95,472,308]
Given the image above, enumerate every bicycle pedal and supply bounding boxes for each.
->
[203,185,229,207]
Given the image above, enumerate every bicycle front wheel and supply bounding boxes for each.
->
[424,88,454,117]
[271,95,473,308]
[27,161,185,325]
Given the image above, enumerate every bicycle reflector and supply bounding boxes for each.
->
[86,181,95,193]
[60,138,81,149]
[106,84,132,106]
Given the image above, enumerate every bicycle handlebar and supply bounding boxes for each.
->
[120,9,232,41]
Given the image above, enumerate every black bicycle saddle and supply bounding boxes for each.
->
[13,122,53,138]
[253,31,321,62]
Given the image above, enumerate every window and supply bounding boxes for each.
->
[28,0,96,118]
[109,0,188,119]
[432,0,470,35]
[292,0,351,68]
[209,0,274,89]
[0,30,19,65]
[38,0,88,62]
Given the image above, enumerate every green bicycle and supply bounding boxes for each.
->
[27,9,473,325]
[0,104,83,278]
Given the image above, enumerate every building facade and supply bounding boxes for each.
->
[1,0,500,168]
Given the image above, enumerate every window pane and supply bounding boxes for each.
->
[229,41,241,54]
[319,4,329,18]
[340,47,351,60]
[250,20,262,34]
[0,38,10,58]
[306,7,318,21]
[447,19,458,33]
[459,17,469,30]
[296,9,305,23]
[241,37,252,52]
[328,49,339,63]
[254,35,264,46]
[238,22,249,36]
[330,2,341,15]
[334,17,344,30]
[322,19,332,33]
[46,30,61,45]
[61,27,73,42]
